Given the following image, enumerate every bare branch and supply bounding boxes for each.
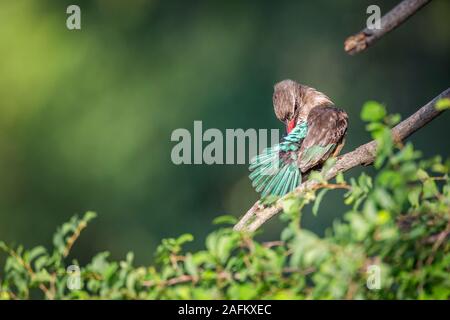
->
[344,0,432,55]
[234,88,450,232]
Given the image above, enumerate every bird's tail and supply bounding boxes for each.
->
[249,147,301,197]
[249,123,307,198]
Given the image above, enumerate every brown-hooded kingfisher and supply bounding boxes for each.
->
[249,79,348,197]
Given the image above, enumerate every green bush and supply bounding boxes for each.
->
[1,101,449,300]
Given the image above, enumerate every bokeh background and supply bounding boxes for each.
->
[0,0,449,265]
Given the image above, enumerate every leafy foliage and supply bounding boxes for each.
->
[0,102,449,300]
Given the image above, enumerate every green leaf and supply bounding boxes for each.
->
[366,122,384,132]
[376,210,391,225]
[322,157,336,176]
[216,233,238,264]
[33,270,53,283]
[27,246,47,262]
[361,101,386,122]
[374,188,395,210]
[281,226,295,241]
[0,241,7,251]
[335,172,345,184]
[192,251,212,265]
[386,113,401,126]
[184,253,198,277]
[346,212,370,241]
[312,189,328,216]
[282,198,301,216]
[423,179,438,199]
[83,211,97,222]
[308,170,325,183]
[227,284,256,299]
[34,255,49,271]
[176,233,194,245]
[416,168,429,180]
[377,170,403,188]
[407,186,422,208]
[435,98,450,111]
[213,215,238,225]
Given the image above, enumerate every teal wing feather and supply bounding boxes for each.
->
[249,122,307,197]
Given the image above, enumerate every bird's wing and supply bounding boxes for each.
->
[298,105,348,173]
[249,123,308,197]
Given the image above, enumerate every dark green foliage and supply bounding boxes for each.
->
[0,102,449,300]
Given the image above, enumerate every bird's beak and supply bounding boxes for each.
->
[286,119,296,134]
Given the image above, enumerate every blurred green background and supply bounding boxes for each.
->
[0,0,449,265]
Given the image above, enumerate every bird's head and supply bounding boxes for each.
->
[273,79,333,133]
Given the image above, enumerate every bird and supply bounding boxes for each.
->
[249,79,348,198]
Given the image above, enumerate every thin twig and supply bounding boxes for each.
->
[426,221,450,265]
[262,241,285,248]
[142,267,313,288]
[233,201,263,233]
[344,0,432,55]
[63,220,88,258]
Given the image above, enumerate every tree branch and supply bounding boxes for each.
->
[344,0,432,55]
[234,88,450,232]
